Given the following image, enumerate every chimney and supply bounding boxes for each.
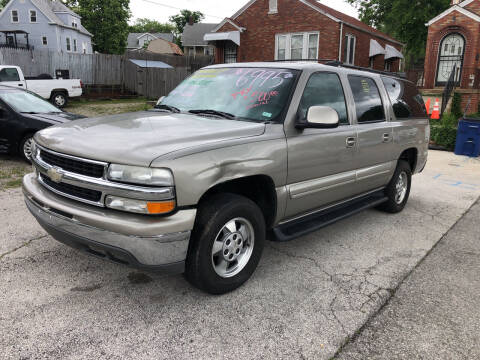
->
[188,16,194,26]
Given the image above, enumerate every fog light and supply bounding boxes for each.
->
[105,196,175,215]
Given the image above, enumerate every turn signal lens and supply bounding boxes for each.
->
[146,201,176,214]
[105,196,176,215]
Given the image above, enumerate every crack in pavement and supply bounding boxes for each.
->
[0,234,48,262]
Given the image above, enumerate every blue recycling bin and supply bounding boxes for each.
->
[454,118,480,157]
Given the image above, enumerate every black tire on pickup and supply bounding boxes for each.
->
[185,193,265,295]
[51,91,68,108]
[378,160,412,213]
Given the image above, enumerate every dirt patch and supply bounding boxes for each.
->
[0,156,31,190]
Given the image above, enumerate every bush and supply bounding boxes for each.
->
[451,92,463,119]
[430,125,457,150]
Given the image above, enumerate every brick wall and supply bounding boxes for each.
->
[424,10,480,89]
[213,0,402,71]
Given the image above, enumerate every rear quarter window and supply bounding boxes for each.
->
[382,77,426,119]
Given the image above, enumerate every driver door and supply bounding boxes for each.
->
[285,72,358,218]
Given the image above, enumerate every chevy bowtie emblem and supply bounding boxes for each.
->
[47,167,64,183]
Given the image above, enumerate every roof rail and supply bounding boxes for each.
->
[324,60,407,79]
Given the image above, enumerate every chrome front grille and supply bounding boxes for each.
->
[32,145,175,208]
[39,149,105,178]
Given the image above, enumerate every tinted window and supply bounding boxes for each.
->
[299,72,349,125]
[0,68,20,82]
[382,77,426,119]
[348,76,385,123]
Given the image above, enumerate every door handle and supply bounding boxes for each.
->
[18,84,23,87]
[346,137,356,148]
[382,133,391,143]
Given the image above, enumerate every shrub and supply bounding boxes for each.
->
[430,125,457,150]
[450,92,463,119]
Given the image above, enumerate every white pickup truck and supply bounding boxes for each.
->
[0,65,82,108]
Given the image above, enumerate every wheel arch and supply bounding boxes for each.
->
[399,147,418,173]
[197,175,278,229]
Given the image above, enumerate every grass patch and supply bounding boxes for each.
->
[0,157,31,191]
[65,98,154,118]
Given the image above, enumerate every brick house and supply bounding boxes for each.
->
[204,0,404,72]
[423,0,480,113]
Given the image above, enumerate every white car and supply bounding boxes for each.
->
[0,65,82,108]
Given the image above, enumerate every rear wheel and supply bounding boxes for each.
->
[185,193,265,295]
[378,160,412,213]
[19,134,34,163]
[51,92,68,108]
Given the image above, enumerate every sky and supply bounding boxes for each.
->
[129,0,359,24]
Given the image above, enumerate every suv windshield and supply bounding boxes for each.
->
[159,67,299,122]
[0,91,61,114]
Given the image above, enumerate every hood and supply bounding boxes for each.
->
[23,111,86,124]
[35,111,266,166]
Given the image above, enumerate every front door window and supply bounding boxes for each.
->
[436,33,464,86]
[224,42,237,64]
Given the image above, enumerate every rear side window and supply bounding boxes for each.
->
[0,68,20,82]
[382,77,426,119]
[298,72,349,125]
[348,76,385,123]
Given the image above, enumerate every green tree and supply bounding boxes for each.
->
[346,0,450,65]
[61,0,131,54]
[169,10,204,37]
[129,18,175,34]
[0,0,10,9]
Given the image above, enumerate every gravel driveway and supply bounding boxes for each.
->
[0,150,479,359]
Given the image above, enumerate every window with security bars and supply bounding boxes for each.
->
[224,43,237,63]
[436,33,464,86]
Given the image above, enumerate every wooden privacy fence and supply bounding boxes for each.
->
[0,48,213,98]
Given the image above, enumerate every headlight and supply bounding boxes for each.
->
[105,196,176,215]
[107,165,174,187]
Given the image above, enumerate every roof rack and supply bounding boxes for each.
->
[269,59,407,79]
[324,60,407,79]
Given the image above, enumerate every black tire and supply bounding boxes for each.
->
[51,91,68,108]
[378,160,412,213]
[19,134,34,163]
[185,193,266,295]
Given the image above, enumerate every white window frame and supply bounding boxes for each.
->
[344,34,356,65]
[66,37,71,52]
[11,10,19,23]
[42,36,48,46]
[72,18,78,28]
[82,42,87,54]
[275,32,319,61]
[269,0,278,14]
[29,9,37,23]
[73,38,77,52]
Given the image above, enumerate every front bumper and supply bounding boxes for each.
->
[23,173,197,273]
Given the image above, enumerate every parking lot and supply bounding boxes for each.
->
[1,150,479,359]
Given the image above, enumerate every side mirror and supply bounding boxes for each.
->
[156,96,165,106]
[296,106,340,129]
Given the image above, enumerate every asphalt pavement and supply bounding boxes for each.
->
[1,150,479,359]
[336,198,480,360]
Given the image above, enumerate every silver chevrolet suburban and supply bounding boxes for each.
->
[23,62,429,294]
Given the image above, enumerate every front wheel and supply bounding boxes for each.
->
[51,92,68,108]
[185,193,265,295]
[378,160,412,213]
[19,134,34,163]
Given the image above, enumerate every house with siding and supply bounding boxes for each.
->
[182,23,217,57]
[0,0,92,53]
[126,33,174,51]
[204,0,404,72]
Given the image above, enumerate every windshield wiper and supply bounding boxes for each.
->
[21,112,39,114]
[154,104,180,113]
[189,109,236,120]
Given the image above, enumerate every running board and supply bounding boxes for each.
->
[271,191,388,242]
